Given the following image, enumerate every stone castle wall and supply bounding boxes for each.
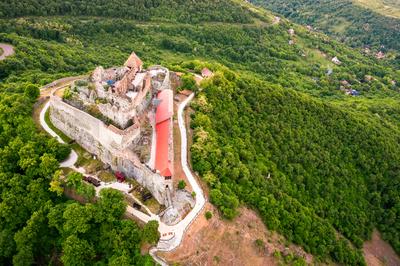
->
[49,96,169,204]
[148,65,171,91]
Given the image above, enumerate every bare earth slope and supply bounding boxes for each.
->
[363,230,400,266]
[159,204,314,265]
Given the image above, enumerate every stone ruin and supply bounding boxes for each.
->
[50,52,171,203]
[49,52,194,225]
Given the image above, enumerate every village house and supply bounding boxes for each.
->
[201,67,213,78]
[332,56,342,65]
[375,51,385,59]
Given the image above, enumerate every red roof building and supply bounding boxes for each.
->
[201,67,213,78]
[155,89,174,178]
[155,89,173,124]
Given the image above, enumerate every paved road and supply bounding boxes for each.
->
[149,93,206,265]
[40,87,79,168]
[0,43,15,60]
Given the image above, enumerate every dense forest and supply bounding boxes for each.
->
[190,65,400,264]
[251,0,400,53]
[0,81,157,264]
[0,0,256,24]
[0,0,400,265]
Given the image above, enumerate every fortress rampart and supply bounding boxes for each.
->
[50,95,170,204]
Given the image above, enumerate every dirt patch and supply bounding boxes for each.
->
[55,87,66,98]
[159,204,314,265]
[363,230,400,266]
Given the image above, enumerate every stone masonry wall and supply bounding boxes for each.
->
[49,96,168,204]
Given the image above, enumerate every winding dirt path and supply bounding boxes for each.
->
[0,43,15,60]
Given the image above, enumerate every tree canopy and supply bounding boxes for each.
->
[191,67,400,264]
[0,0,400,264]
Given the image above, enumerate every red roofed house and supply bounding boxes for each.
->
[201,67,213,78]
[155,89,174,180]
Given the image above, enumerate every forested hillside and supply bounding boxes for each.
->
[0,0,400,265]
[0,81,156,265]
[0,0,256,23]
[354,0,400,18]
[251,0,400,53]
[190,66,400,264]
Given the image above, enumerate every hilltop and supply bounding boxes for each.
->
[354,0,400,18]
[0,0,400,265]
[251,0,400,56]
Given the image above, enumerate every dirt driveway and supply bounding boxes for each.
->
[0,43,15,60]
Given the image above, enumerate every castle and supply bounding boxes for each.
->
[49,52,174,205]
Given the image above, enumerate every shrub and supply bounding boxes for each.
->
[205,211,212,220]
[75,79,88,86]
[180,73,197,91]
[255,239,264,248]
[63,88,72,100]
[178,180,186,190]
[143,220,160,245]
[24,83,39,100]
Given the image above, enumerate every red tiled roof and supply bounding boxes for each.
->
[155,89,173,124]
[201,67,213,78]
[155,120,173,177]
[155,89,174,177]
[124,52,143,69]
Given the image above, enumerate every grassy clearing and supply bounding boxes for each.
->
[354,0,400,18]
[98,171,116,182]
[330,18,352,33]
[128,177,165,214]
[32,100,47,132]
[143,198,163,214]
[71,142,104,173]
[60,167,74,175]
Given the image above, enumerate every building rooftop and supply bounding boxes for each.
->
[124,52,143,69]
[201,67,213,78]
[155,120,173,177]
[155,89,174,178]
[155,89,173,124]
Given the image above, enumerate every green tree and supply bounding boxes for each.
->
[61,235,95,266]
[143,220,160,245]
[178,180,186,190]
[23,83,39,100]
[66,172,83,188]
[49,170,64,196]
[95,188,126,223]
[39,153,59,178]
